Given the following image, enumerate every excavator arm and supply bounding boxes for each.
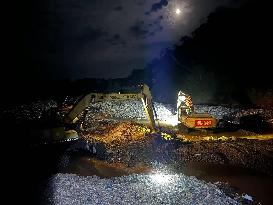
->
[64,84,157,131]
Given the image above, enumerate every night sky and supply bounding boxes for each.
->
[3,0,272,106]
[8,0,248,80]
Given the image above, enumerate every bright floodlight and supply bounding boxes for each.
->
[150,173,173,185]
[178,95,186,102]
[175,8,181,15]
[166,114,179,126]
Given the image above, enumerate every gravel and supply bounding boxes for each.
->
[0,100,58,123]
[174,139,273,175]
[194,105,273,124]
[2,99,272,126]
[85,100,273,125]
[3,99,269,204]
[85,100,176,121]
[43,173,241,205]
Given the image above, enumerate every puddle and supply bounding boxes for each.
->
[60,155,151,178]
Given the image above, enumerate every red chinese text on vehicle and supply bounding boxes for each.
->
[195,119,213,127]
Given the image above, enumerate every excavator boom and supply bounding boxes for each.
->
[64,84,157,131]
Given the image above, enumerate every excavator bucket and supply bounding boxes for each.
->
[30,126,79,144]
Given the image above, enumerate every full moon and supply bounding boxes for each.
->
[175,8,181,15]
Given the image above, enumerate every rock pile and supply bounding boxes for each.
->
[43,173,241,205]
[82,121,150,146]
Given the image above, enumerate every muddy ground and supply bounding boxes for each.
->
[78,121,273,177]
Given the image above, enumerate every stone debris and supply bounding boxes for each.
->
[1,100,58,123]
[2,99,272,127]
[174,139,273,176]
[43,173,241,205]
[84,100,175,122]
[82,121,150,146]
[3,98,271,205]
[194,105,273,124]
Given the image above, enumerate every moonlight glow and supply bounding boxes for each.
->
[164,1,190,27]
[175,8,181,15]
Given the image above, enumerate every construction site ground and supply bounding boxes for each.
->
[68,119,273,205]
[2,99,273,204]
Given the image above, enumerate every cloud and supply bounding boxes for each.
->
[130,15,164,39]
[114,6,123,11]
[20,0,245,80]
[130,21,149,38]
[78,27,106,42]
[150,0,168,12]
[136,0,147,6]
[106,34,127,46]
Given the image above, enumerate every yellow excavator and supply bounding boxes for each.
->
[64,84,156,130]
[32,84,159,143]
[62,85,218,138]
[32,84,218,144]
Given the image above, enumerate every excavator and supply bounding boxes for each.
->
[32,84,218,144]
[64,84,156,129]
[32,84,159,143]
[64,84,157,131]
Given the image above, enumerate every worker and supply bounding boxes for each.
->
[177,91,194,115]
